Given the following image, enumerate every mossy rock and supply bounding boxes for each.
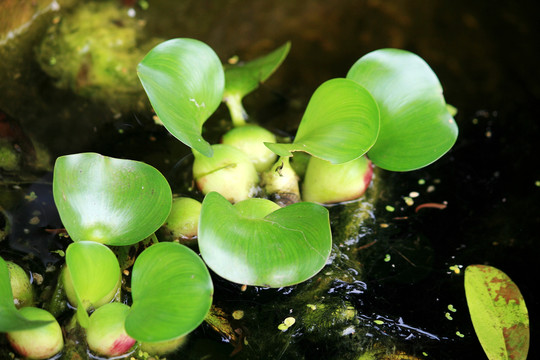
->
[36,1,161,111]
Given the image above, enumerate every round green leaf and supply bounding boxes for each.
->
[347,48,458,171]
[198,192,332,287]
[53,153,172,246]
[465,265,529,360]
[138,38,225,157]
[265,78,380,164]
[224,41,291,99]
[0,257,51,332]
[126,242,213,342]
[65,241,121,327]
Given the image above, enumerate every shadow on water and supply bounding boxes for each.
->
[1,0,539,359]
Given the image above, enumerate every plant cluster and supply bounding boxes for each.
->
[0,38,469,359]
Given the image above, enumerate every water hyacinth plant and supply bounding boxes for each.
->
[138,39,458,205]
[53,154,213,341]
[1,153,213,358]
[222,41,290,127]
[1,37,464,359]
[136,37,459,312]
[1,257,63,359]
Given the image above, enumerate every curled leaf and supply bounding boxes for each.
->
[265,78,379,164]
[65,241,121,327]
[224,41,290,100]
[138,38,225,156]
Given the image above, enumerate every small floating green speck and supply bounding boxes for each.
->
[284,317,295,327]
[278,316,296,331]
[232,310,244,320]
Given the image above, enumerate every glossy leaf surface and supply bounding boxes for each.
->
[53,153,172,246]
[126,242,213,342]
[465,265,529,360]
[66,242,120,327]
[265,78,379,164]
[347,48,458,171]
[0,257,51,331]
[224,42,290,99]
[138,38,224,156]
[199,192,332,287]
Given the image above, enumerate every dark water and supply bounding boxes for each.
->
[1,0,539,359]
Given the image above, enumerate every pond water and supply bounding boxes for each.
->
[1,1,538,359]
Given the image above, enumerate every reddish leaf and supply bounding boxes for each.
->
[465,265,529,360]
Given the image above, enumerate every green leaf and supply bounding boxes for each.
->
[138,38,225,156]
[224,41,291,99]
[53,152,172,246]
[465,265,529,360]
[126,242,213,342]
[265,78,379,164]
[347,48,458,171]
[198,192,332,287]
[0,257,52,332]
[65,242,121,327]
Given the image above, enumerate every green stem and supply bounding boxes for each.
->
[46,275,67,318]
[273,156,290,176]
[224,93,248,127]
[65,313,79,333]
